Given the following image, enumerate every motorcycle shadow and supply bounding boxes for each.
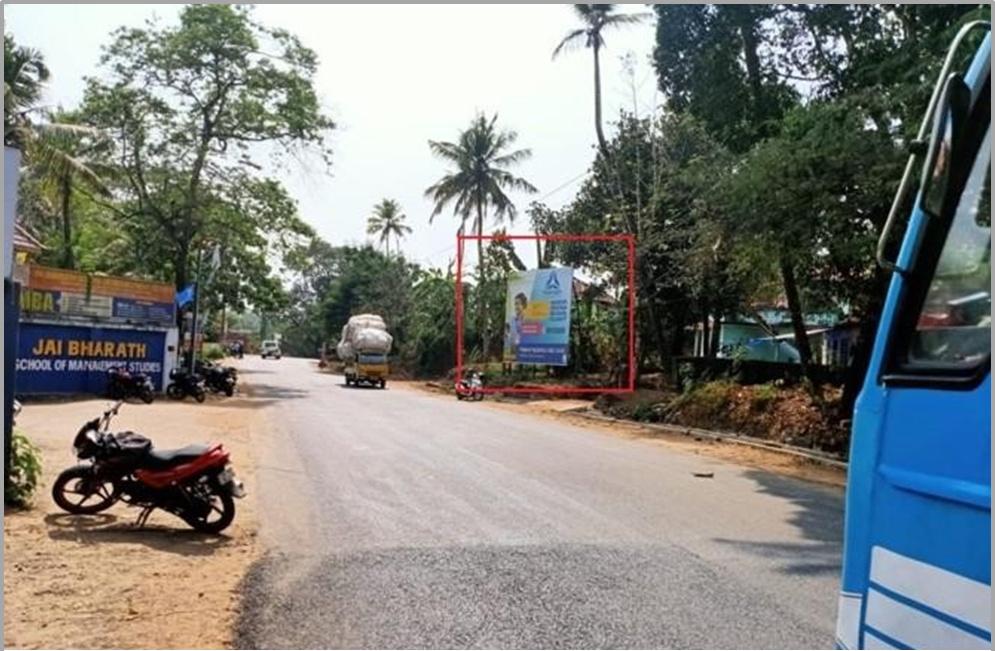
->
[44,513,234,556]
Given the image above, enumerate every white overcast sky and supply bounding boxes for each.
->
[4,4,660,270]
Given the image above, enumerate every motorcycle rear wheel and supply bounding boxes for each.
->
[52,466,119,515]
[194,387,207,403]
[140,386,155,404]
[182,482,236,534]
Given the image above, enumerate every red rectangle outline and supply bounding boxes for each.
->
[455,233,636,395]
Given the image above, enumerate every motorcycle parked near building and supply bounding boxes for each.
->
[51,402,245,533]
[106,367,155,404]
[166,368,207,403]
[196,360,237,397]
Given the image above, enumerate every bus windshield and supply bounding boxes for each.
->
[908,125,991,366]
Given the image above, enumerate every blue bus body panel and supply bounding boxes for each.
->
[837,32,991,651]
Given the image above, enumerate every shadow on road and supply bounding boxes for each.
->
[713,470,844,577]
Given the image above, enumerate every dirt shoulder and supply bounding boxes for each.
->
[407,382,847,489]
[4,393,264,650]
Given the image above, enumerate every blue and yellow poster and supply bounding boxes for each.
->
[504,267,574,366]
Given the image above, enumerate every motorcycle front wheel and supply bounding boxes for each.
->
[166,383,185,401]
[52,466,119,515]
[140,386,155,404]
[194,387,207,403]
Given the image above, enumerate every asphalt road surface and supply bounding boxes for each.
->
[236,357,844,650]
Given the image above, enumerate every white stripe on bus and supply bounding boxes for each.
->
[866,588,989,650]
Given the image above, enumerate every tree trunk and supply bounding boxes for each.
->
[593,43,609,159]
[60,176,75,270]
[733,6,766,122]
[780,257,819,392]
[709,314,723,359]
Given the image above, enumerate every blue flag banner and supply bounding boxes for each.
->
[176,285,195,308]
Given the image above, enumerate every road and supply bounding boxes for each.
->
[236,357,844,650]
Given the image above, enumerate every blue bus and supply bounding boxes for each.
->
[836,21,991,651]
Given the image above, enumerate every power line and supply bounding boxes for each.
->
[541,170,590,202]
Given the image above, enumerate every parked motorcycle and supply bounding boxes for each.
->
[455,371,485,402]
[166,368,207,403]
[107,367,155,404]
[51,402,245,533]
[196,360,237,397]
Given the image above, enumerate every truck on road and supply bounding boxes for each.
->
[336,314,392,389]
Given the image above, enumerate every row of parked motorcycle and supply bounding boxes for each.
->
[106,360,239,405]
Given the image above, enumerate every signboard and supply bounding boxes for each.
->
[19,265,176,325]
[15,323,167,394]
[4,147,21,278]
[503,267,574,366]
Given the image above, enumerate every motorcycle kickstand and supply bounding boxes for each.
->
[135,507,154,528]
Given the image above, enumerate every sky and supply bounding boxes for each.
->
[3,4,661,270]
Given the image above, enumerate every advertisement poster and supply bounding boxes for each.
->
[503,267,574,366]
[19,265,176,325]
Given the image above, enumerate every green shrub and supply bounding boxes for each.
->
[751,382,780,411]
[5,431,43,508]
[202,343,228,361]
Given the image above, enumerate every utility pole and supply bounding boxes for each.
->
[188,249,205,375]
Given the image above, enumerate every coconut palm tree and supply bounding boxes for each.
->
[27,113,112,269]
[425,113,537,357]
[553,5,650,157]
[4,33,50,148]
[367,199,412,257]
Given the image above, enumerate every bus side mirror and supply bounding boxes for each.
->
[920,73,971,218]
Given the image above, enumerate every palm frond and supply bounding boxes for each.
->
[603,12,652,28]
[552,28,588,59]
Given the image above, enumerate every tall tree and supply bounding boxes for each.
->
[367,199,412,257]
[425,113,537,358]
[26,112,112,269]
[80,4,334,291]
[4,33,50,148]
[553,4,650,157]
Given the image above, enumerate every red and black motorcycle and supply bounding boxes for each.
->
[51,402,245,534]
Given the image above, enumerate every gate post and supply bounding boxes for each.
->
[4,279,19,486]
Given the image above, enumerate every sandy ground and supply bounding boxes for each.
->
[4,392,264,650]
[414,383,847,489]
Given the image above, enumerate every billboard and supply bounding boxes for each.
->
[19,265,176,325]
[15,323,167,394]
[4,147,21,278]
[503,267,574,366]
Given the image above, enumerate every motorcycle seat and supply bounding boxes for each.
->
[142,445,211,470]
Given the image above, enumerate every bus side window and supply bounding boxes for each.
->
[907,128,991,367]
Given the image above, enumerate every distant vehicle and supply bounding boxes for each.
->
[337,314,392,389]
[260,340,282,360]
[455,371,485,402]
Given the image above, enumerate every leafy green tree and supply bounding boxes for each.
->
[80,4,334,291]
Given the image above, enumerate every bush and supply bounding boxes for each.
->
[5,431,43,508]
[202,343,228,361]
[750,382,780,411]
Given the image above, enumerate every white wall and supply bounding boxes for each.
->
[4,147,22,278]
